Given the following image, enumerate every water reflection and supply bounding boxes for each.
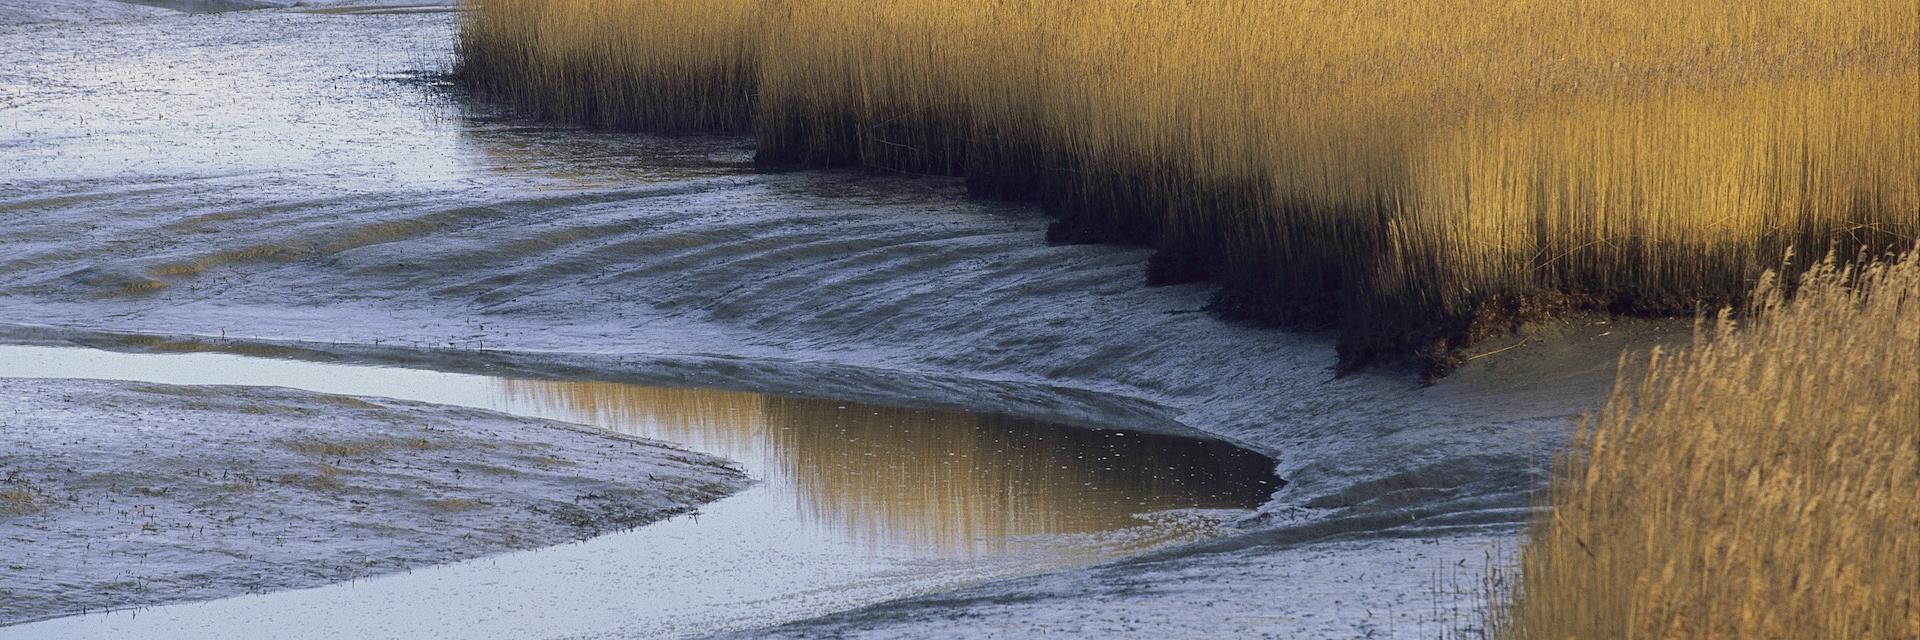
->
[0,344,1283,637]
[452,116,755,189]
[499,380,1278,555]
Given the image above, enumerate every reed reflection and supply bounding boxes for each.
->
[498,379,1279,555]
[454,114,748,188]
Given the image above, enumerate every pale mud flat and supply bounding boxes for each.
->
[0,1,171,24]
[0,0,453,25]
[0,377,746,625]
[0,6,1686,639]
[736,535,1510,640]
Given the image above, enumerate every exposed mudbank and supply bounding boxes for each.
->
[734,532,1513,640]
[0,377,746,625]
[0,0,453,25]
[0,1,170,24]
[116,0,284,13]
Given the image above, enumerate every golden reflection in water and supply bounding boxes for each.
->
[498,380,1278,555]
[501,380,773,463]
[456,117,742,189]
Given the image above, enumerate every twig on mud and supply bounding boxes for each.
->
[1461,336,1532,363]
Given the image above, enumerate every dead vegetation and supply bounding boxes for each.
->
[281,436,438,458]
[424,498,490,514]
[278,464,350,493]
[0,487,40,518]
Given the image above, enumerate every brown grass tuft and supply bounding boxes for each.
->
[278,464,350,493]
[425,498,490,514]
[283,436,438,458]
[0,487,40,518]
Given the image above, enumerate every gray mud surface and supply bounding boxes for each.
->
[0,7,1688,638]
[732,534,1510,640]
[0,378,746,624]
[0,0,452,25]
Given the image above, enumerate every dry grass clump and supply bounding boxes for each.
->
[459,0,1920,369]
[278,464,350,493]
[1492,248,1920,639]
[425,498,490,514]
[283,436,438,458]
[0,487,40,518]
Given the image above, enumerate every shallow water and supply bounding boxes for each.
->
[0,344,1278,638]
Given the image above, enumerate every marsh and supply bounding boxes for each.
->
[0,4,1720,639]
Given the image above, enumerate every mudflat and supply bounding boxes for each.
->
[0,377,748,624]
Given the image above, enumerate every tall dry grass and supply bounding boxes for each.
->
[1493,248,1919,639]
[457,0,762,131]
[458,0,1920,368]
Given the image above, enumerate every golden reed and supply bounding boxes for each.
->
[1492,248,1919,639]
[458,0,1919,371]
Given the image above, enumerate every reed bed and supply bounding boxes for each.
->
[457,0,762,131]
[1490,247,1920,639]
[458,0,1920,370]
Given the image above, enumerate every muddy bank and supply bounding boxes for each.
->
[0,0,450,25]
[0,377,747,624]
[735,532,1508,639]
[0,1,170,24]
